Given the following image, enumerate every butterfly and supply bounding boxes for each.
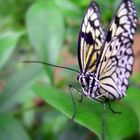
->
[24,0,137,106]
[77,0,137,102]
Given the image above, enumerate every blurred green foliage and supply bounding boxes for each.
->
[0,0,34,29]
[0,0,140,140]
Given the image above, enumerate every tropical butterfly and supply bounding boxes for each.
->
[77,0,137,103]
[24,0,137,113]
[23,1,137,139]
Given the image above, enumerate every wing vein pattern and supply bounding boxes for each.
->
[96,0,137,100]
[77,0,137,101]
[78,1,105,73]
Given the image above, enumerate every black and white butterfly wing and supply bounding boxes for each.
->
[78,1,105,73]
[96,0,137,100]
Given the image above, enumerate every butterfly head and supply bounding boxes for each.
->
[77,72,100,97]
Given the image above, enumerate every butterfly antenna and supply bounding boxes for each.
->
[23,60,79,73]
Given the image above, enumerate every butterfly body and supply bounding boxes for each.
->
[77,72,100,98]
[77,0,137,102]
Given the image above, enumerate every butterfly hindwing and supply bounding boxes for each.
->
[96,0,137,100]
[78,1,105,73]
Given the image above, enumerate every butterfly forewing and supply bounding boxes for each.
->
[78,1,105,73]
[96,0,137,100]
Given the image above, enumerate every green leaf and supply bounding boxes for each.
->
[0,31,24,69]
[0,114,30,140]
[125,86,140,131]
[128,76,140,127]
[54,0,81,18]
[39,111,68,140]
[0,64,43,112]
[26,1,65,78]
[33,83,139,140]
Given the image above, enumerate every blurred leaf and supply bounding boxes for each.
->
[42,112,67,134]
[33,83,139,140]
[79,0,91,7]
[124,86,140,131]
[22,96,35,128]
[0,0,34,28]
[54,0,81,18]
[39,111,68,140]
[134,0,140,18]
[0,64,43,112]
[26,1,65,79]
[0,114,30,140]
[130,74,140,83]
[61,122,90,140]
[0,31,24,69]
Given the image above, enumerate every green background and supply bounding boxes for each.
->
[0,0,140,140]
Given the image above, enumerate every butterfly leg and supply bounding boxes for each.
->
[68,84,85,120]
[108,101,121,114]
[78,94,84,103]
[68,84,77,120]
[69,84,84,102]
[108,93,121,114]
[95,93,121,114]
[101,103,106,140]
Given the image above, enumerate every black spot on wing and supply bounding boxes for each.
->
[106,30,112,42]
[115,16,120,26]
[85,32,95,45]
[80,31,85,38]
